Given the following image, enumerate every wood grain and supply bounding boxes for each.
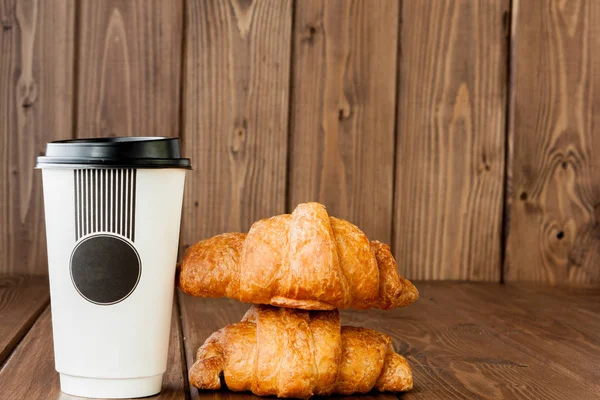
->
[345,284,597,399]
[180,0,292,252]
[394,0,509,280]
[75,0,183,138]
[179,284,600,400]
[0,0,75,275]
[159,299,188,400]
[505,0,600,284]
[0,308,60,396]
[288,0,399,242]
[427,283,600,392]
[0,275,49,366]
[1,284,598,399]
[0,300,186,399]
[539,284,600,311]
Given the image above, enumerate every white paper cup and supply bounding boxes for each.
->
[37,137,191,398]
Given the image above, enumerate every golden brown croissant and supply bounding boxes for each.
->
[179,202,418,310]
[189,305,413,398]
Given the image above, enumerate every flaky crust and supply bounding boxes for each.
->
[189,305,413,398]
[179,203,418,310]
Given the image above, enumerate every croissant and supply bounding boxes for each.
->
[189,305,413,398]
[179,202,418,310]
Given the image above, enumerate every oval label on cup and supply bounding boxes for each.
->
[70,234,141,305]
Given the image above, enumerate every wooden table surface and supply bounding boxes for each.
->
[0,276,598,399]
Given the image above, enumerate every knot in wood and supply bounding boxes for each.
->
[519,192,528,201]
[18,79,38,108]
[231,118,248,154]
[594,204,600,224]
[481,153,490,171]
[301,24,318,43]
[1,17,12,30]
[338,106,351,121]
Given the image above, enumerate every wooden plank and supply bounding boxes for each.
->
[550,285,600,312]
[0,0,75,275]
[0,275,49,366]
[179,284,598,399]
[424,283,600,392]
[0,308,59,395]
[288,0,399,242]
[505,0,600,284]
[0,301,186,399]
[502,283,600,315]
[75,0,183,138]
[180,0,292,251]
[393,0,509,280]
[343,283,596,399]
[504,280,600,338]
[159,300,188,400]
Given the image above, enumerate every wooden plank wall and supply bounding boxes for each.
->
[289,0,399,243]
[504,0,600,285]
[75,0,183,139]
[1,0,599,285]
[182,0,292,246]
[394,0,508,280]
[0,0,75,275]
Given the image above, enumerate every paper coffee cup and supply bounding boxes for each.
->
[37,137,191,398]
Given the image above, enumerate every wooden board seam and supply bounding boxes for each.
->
[178,0,188,142]
[0,275,50,369]
[177,0,188,264]
[0,301,49,371]
[71,0,81,138]
[284,0,297,215]
[390,1,404,251]
[175,289,192,400]
[500,0,516,284]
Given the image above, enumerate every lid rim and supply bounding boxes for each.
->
[36,137,191,169]
[36,157,192,169]
[49,137,176,144]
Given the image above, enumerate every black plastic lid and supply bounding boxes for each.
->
[36,137,191,169]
